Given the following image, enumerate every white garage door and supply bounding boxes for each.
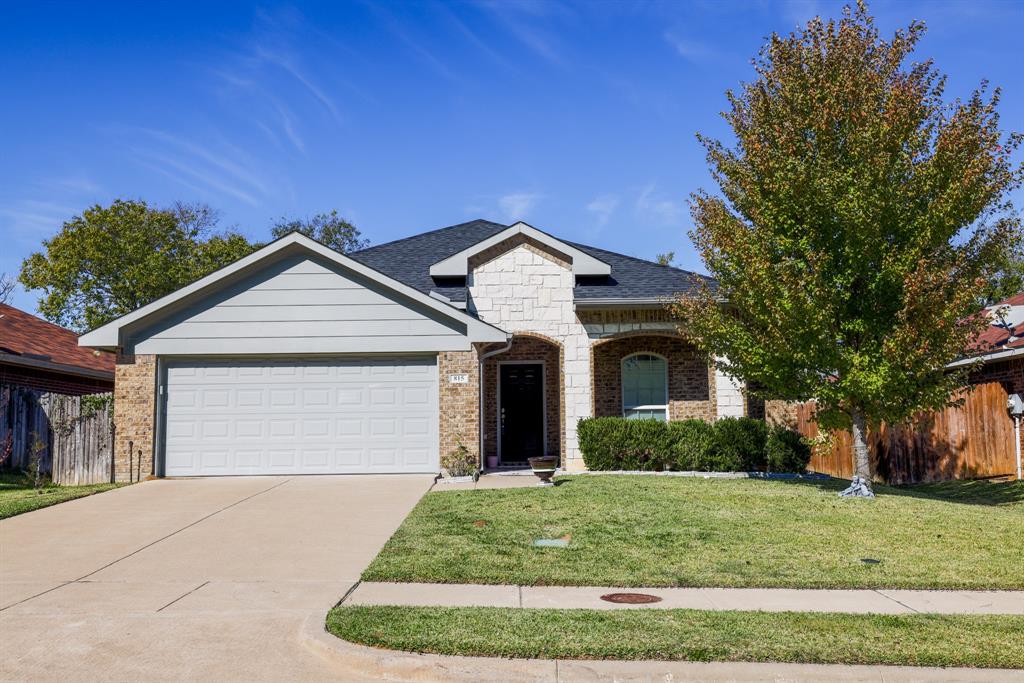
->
[163,357,438,476]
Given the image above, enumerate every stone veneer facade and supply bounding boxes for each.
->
[113,353,157,482]
[468,237,592,470]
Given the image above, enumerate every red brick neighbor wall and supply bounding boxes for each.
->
[438,349,480,463]
[0,363,113,396]
[591,334,715,421]
[481,335,564,460]
[113,353,156,482]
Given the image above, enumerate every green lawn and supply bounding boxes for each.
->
[328,605,1024,668]
[0,472,122,519]
[362,476,1024,589]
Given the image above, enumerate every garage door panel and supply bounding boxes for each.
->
[164,357,438,476]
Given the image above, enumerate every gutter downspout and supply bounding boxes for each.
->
[1015,415,1022,481]
[479,338,512,472]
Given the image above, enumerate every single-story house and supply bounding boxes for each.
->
[80,220,755,480]
[2,303,115,474]
[1,303,114,395]
[950,291,1024,394]
[951,291,1024,466]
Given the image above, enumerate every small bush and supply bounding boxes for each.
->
[765,425,812,473]
[711,417,768,471]
[667,420,716,470]
[441,441,477,478]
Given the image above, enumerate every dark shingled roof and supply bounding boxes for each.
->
[350,219,716,303]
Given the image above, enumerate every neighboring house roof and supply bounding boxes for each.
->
[0,303,114,380]
[947,292,1024,368]
[78,231,508,350]
[350,219,717,304]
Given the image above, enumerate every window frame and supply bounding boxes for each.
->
[620,352,669,421]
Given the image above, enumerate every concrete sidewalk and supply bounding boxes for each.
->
[346,581,1024,614]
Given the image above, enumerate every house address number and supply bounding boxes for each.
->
[448,374,470,384]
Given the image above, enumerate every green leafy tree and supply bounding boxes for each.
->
[270,210,368,253]
[673,2,1021,494]
[979,240,1024,305]
[20,200,258,331]
[655,252,676,266]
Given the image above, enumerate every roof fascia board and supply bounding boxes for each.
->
[946,345,1024,368]
[79,232,507,348]
[0,353,114,382]
[429,222,611,277]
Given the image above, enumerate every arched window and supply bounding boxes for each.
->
[621,353,668,421]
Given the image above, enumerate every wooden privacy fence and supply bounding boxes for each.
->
[795,381,1018,484]
[0,384,113,485]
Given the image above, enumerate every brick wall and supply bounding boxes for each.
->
[481,335,564,461]
[591,334,715,421]
[438,349,480,464]
[0,363,113,396]
[972,357,1024,394]
[113,353,156,482]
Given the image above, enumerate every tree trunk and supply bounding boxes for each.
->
[850,407,872,490]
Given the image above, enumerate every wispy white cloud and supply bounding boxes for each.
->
[663,31,719,63]
[0,200,79,239]
[116,127,273,206]
[480,1,569,67]
[251,45,344,123]
[586,194,619,227]
[40,177,103,195]
[635,183,684,226]
[498,192,542,221]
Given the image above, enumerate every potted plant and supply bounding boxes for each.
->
[527,455,558,486]
[440,440,478,484]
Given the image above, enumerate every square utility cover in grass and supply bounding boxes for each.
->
[362,476,1024,589]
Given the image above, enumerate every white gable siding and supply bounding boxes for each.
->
[127,256,471,355]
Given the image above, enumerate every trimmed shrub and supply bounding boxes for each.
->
[765,425,812,473]
[711,417,768,471]
[667,419,716,470]
[577,417,627,471]
[578,416,809,473]
[577,417,674,471]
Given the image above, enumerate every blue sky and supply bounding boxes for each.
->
[2,0,1021,314]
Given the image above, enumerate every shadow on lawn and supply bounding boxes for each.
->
[775,475,1024,507]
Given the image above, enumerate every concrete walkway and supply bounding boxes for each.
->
[346,581,1024,614]
[0,475,434,682]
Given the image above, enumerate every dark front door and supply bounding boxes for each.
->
[499,363,544,463]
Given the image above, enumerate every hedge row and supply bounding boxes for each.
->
[577,416,811,473]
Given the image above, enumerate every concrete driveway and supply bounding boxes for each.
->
[0,475,433,682]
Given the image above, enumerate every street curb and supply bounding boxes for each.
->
[300,614,556,682]
[299,614,1023,683]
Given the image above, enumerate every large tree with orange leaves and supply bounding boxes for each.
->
[674,2,1021,494]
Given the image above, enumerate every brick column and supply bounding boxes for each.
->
[438,350,480,465]
[114,353,157,482]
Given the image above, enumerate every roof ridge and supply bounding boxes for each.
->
[564,240,715,282]
[352,218,507,256]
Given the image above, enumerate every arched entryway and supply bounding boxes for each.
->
[480,334,563,466]
[590,333,713,421]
